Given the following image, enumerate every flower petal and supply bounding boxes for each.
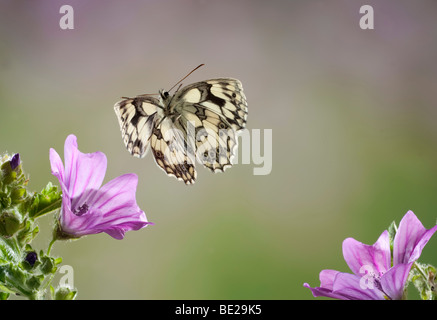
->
[380,262,412,300]
[88,173,141,214]
[303,283,347,300]
[50,148,67,195]
[59,196,78,235]
[63,134,107,205]
[60,173,150,239]
[332,272,386,300]
[318,269,340,291]
[393,210,437,265]
[10,153,20,170]
[342,230,391,276]
[304,270,353,300]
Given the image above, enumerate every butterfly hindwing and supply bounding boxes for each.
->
[150,117,197,184]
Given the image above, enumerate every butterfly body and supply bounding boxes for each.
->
[114,77,248,184]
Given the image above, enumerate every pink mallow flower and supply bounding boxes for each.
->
[304,211,437,300]
[50,134,151,240]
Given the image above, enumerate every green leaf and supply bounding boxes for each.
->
[28,182,62,219]
[0,291,10,300]
[0,237,20,263]
[0,282,15,295]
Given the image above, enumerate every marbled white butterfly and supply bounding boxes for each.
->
[114,65,248,184]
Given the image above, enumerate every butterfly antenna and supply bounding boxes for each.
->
[174,83,183,94]
[167,64,205,93]
[136,93,159,97]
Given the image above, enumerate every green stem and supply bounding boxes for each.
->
[413,262,429,280]
[47,238,56,256]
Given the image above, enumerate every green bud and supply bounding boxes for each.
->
[10,187,27,204]
[0,209,23,237]
[39,255,61,275]
[0,193,11,210]
[52,285,77,300]
[26,275,44,291]
[16,219,39,247]
[0,161,16,185]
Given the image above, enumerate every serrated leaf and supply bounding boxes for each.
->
[28,182,62,219]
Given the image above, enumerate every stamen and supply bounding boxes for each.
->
[74,203,89,216]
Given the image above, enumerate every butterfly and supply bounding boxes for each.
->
[114,64,248,184]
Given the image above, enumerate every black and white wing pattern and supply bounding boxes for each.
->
[149,116,197,184]
[171,79,248,173]
[114,77,248,184]
[114,96,159,158]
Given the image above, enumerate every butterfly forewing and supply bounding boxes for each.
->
[114,75,248,184]
[114,96,159,158]
[174,79,248,131]
[173,79,247,173]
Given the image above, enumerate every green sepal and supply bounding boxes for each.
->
[387,220,397,265]
[387,221,397,253]
[21,251,40,271]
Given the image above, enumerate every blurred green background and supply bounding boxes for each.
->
[1,0,436,299]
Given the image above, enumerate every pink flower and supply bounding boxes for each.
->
[50,134,151,240]
[304,211,437,300]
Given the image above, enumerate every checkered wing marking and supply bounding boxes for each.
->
[173,78,248,172]
[114,96,160,158]
[149,117,197,184]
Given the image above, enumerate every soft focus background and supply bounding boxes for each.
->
[1,0,436,299]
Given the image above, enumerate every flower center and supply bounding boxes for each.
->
[371,272,392,300]
[74,203,89,216]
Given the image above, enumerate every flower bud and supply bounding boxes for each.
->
[26,275,43,291]
[0,154,20,185]
[0,209,22,237]
[10,154,20,170]
[39,255,62,275]
[0,193,11,209]
[52,285,77,300]
[24,251,38,268]
[11,187,27,204]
